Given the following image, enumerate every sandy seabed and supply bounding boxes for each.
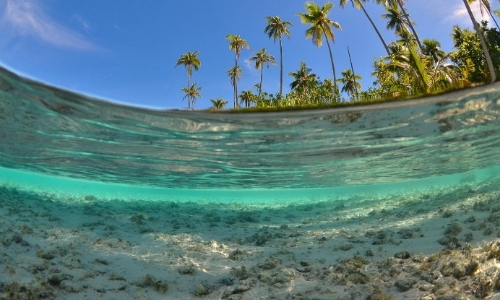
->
[2,176,500,300]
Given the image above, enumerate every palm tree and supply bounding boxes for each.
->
[378,0,423,50]
[297,1,342,92]
[249,48,276,97]
[422,39,446,64]
[381,3,412,40]
[339,0,390,55]
[210,98,228,110]
[289,61,318,95]
[226,34,250,67]
[181,82,202,110]
[226,35,249,106]
[175,51,201,110]
[239,90,256,108]
[265,16,293,96]
[462,0,497,82]
[227,66,243,108]
[385,42,432,94]
[337,69,362,99]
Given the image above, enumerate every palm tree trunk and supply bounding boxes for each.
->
[235,82,239,109]
[235,54,239,108]
[463,0,497,83]
[489,9,500,31]
[397,0,423,51]
[259,68,263,97]
[187,73,191,110]
[358,1,391,56]
[347,46,359,99]
[279,38,284,97]
[233,83,236,109]
[480,0,500,31]
[324,36,338,95]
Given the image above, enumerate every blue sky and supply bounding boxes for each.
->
[0,0,496,109]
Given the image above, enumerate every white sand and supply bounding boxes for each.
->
[1,176,500,300]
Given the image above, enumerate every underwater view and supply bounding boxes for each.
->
[1,65,500,299]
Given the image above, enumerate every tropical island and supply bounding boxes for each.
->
[175,0,500,112]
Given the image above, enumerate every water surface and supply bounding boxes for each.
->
[0,66,499,202]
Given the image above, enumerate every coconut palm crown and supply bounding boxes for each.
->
[297,1,342,93]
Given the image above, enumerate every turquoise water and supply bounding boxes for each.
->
[1,66,500,203]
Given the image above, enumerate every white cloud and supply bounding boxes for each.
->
[0,0,96,50]
[243,58,259,77]
[445,2,492,26]
[72,14,92,34]
[113,24,130,34]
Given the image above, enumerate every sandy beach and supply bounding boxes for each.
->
[1,174,500,300]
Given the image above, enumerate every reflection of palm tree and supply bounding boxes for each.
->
[175,51,201,109]
[297,2,341,91]
[181,83,202,110]
[210,98,228,110]
[227,66,243,108]
[337,69,362,99]
[289,61,317,95]
[265,16,293,97]
[249,48,276,97]
[462,0,497,83]
[226,35,250,107]
[340,0,390,55]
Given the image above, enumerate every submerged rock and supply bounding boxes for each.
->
[395,279,416,292]
[194,281,213,297]
[258,256,281,270]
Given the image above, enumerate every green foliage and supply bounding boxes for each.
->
[422,39,446,63]
[225,35,250,61]
[181,82,202,110]
[372,40,462,96]
[264,16,293,41]
[175,51,201,77]
[381,2,411,38]
[297,2,341,47]
[239,90,256,108]
[210,97,228,110]
[337,69,362,99]
[289,61,318,96]
[450,21,500,83]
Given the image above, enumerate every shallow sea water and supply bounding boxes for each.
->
[1,66,500,203]
[1,66,500,299]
